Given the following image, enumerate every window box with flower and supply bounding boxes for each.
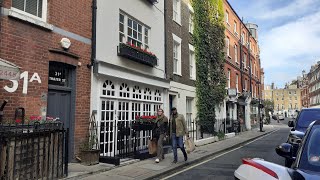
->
[118,42,158,67]
[132,115,157,131]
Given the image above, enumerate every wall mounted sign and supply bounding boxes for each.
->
[60,38,71,50]
[3,71,41,94]
[228,88,237,96]
[48,62,70,87]
[0,58,20,80]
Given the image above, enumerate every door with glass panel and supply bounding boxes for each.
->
[100,99,116,157]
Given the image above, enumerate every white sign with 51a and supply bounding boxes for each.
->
[3,71,41,94]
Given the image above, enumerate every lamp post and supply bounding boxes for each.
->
[257,81,264,132]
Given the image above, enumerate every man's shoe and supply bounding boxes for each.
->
[184,156,188,161]
[172,160,177,164]
[155,158,160,163]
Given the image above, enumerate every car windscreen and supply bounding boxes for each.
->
[299,125,320,172]
[297,110,320,128]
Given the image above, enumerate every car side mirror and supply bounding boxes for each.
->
[288,121,294,127]
[275,143,293,159]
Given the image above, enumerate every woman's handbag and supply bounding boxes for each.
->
[148,138,157,155]
[185,137,195,153]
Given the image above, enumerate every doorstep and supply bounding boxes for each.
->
[63,159,139,180]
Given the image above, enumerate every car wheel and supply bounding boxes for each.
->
[285,158,293,167]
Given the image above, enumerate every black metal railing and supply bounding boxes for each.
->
[0,122,68,179]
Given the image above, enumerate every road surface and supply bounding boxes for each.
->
[162,127,290,180]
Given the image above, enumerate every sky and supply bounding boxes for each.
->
[228,0,320,88]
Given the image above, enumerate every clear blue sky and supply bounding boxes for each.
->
[228,0,320,88]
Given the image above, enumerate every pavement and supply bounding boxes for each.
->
[63,121,286,180]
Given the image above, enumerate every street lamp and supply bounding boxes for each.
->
[257,81,265,132]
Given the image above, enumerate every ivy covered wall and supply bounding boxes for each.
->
[192,0,227,133]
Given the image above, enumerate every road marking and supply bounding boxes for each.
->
[160,129,280,180]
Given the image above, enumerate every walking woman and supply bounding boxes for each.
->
[153,108,168,163]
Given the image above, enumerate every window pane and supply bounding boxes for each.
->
[12,0,25,11]
[145,36,148,45]
[25,0,38,17]
[119,33,124,43]
[145,28,149,36]
[119,24,124,33]
[138,25,142,33]
[133,21,137,30]
[128,19,132,27]
[133,30,137,39]
[38,0,43,18]
[119,14,124,23]
[137,42,142,48]
[128,27,132,36]
[138,33,142,41]
[173,59,177,73]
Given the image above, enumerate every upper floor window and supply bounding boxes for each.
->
[226,37,230,57]
[243,54,247,68]
[189,44,196,80]
[234,21,238,35]
[12,0,47,21]
[189,12,194,33]
[236,74,239,92]
[227,69,231,88]
[241,32,245,44]
[119,13,150,49]
[225,11,229,25]
[173,0,181,24]
[234,44,238,63]
[173,34,182,75]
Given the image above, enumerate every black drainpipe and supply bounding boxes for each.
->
[164,0,168,79]
[88,0,97,69]
[248,35,252,96]
[240,23,244,93]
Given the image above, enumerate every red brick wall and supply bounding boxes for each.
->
[0,0,92,156]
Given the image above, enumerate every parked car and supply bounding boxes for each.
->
[285,108,320,167]
[234,120,320,180]
[278,115,284,120]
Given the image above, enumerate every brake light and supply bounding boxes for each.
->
[242,159,279,179]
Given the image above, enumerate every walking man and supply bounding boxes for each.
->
[169,107,188,163]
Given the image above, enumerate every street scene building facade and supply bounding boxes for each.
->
[92,0,169,158]
[164,0,197,135]
[0,0,92,160]
[264,84,301,117]
[222,0,262,131]
[0,0,263,167]
[307,62,320,107]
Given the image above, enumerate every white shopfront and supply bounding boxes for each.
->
[91,63,170,157]
[99,78,167,156]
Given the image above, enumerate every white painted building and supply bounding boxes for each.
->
[91,0,169,157]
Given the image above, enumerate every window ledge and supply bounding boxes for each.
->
[228,55,232,59]
[173,72,182,76]
[235,61,239,65]
[8,9,53,31]
[190,77,196,81]
[173,19,182,26]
